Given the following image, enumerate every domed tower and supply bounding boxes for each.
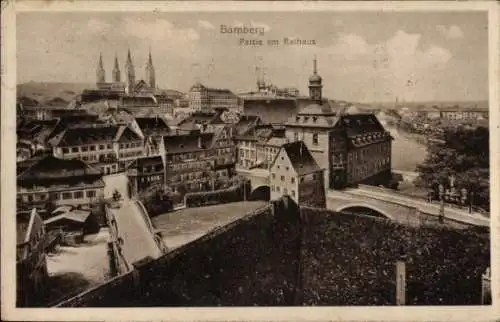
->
[96,53,106,85]
[125,49,136,95]
[308,55,323,104]
[145,49,156,89]
[112,53,121,83]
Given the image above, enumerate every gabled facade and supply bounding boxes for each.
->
[130,117,171,156]
[161,133,216,194]
[127,155,165,197]
[234,124,274,169]
[49,125,145,174]
[269,141,325,207]
[17,156,105,208]
[17,208,49,307]
[212,125,237,185]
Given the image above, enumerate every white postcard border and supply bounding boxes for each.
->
[2,1,499,321]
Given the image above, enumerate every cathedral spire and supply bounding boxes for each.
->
[96,52,105,84]
[125,48,135,95]
[112,52,121,83]
[148,47,153,65]
[126,48,133,65]
[145,47,156,89]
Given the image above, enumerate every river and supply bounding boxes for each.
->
[384,124,429,172]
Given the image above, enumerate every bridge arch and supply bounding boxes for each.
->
[335,203,394,220]
[249,185,270,201]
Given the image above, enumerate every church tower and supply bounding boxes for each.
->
[96,53,106,85]
[125,49,136,95]
[145,49,156,89]
[112,53,121,83]
[308,55,323,104]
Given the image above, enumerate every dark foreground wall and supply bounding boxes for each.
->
[57,199,489,307]
[58,198,302,307]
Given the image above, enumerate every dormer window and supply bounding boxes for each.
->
[295,116,300,122]
[312,116,317,123]
[304,116,310,122]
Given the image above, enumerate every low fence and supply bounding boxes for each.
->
[104,205,133,276]
[354,185,488,226]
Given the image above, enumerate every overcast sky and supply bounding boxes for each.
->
[17,11,488,102]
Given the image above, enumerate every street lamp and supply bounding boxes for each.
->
[243,179,247,202]
[438,183,445,224]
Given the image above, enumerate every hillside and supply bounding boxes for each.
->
[17,82,186,105]
[17,82,93,105]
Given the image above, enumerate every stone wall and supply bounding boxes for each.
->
[132,197,301,306]
[58,197,302,307]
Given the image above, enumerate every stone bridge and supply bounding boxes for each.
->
[236,168,270,199]
[327,184,489,228]
[235,168,489,228]
[105,200,168,275]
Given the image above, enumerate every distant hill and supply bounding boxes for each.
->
[17,82,93,106]
[18,82,186,105]
[364,100,489,111]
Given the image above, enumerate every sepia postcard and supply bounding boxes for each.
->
[1,1,499,321]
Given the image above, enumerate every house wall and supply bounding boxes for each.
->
[269,149,298,202]
[285,127,330,190]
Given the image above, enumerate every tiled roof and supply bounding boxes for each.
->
[135,117,171,136]
[177,111,225,127]
[49,125,141,147]
[44,209,91,225]
[339,114,387,138]
[17,119,60,143]
[235,124,274,141]
[278,141,322,176]
[265,136,289,147]
[127,155,164,169]
[233,115,262,136]
[17,156,45,175]
[162,132,214,154]
[242,98,298,124]
[17,155,102,181]
[120,96,158,107]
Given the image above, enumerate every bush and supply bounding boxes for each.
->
[139,188,174,217]
[185,181,249,208]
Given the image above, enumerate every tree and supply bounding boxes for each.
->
[416,126,489,210]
